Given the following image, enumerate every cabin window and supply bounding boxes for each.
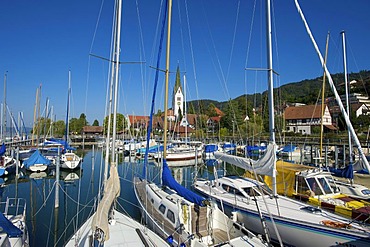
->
[317,177,332,194]
[243,187,256,197]
[159,204,166,214]
[151,198,154,204]
[167,209,175,223]
[307,178,323,196]
[297,176,310,195]
[361,189,370,196]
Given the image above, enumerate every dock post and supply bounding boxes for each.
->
[55,147,60,208]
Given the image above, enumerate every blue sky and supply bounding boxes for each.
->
[1,0,370,128]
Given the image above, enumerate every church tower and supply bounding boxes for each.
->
[172,66,183,119]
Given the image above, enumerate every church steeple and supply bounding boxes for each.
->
[172,65,184,119]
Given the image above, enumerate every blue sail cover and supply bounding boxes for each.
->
[281,144,297,152]
[44,138,76,151]
[0,212,22,237]
[162,159,205,206]
[0,143,5,156]
[23,149,51,169]
[204,144,218,153]
[329,164,354,179]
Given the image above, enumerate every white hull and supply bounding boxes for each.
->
[60,153,82,169]
[134,177,267,247]
[0,198,29,247]
[27,164,48,172]
[154,148,203,166]
[65,209,168,246]
[194,177,370,247]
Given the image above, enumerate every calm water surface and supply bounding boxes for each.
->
[0,148,235,247]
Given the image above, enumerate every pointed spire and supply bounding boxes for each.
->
[174,65,182,92]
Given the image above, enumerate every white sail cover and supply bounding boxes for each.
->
[214,143,276,176]
[91,165,120,241]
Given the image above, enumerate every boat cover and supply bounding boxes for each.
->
[0,212,22,237]
[162,159,205,206]
[23,149,51,169]
[0,143,5,156]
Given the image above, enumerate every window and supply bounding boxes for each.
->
[317,177,332,194]
[159,204,166,214]
[167,209,175,223]
[307,178,323,196]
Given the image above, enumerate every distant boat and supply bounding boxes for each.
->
[0,197,29,246]
[0,143,17,177]
[22,149,50,172]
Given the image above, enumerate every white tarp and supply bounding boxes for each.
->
[214,143,276,176]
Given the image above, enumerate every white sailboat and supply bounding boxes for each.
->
[60,70,82,170]
[194,0,370,246]
[134,0,267,246]
[0,198,29,247]
[65,1,168,246]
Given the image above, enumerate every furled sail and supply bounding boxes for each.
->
[214,143,276,176]
[91,165,120,241]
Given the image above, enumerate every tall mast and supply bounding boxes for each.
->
[320,33,330,162]
[2,72,7,141]
[163,0,173,158]
[266,0,277,196]
[341,31,353,164]
[294,0,370,172]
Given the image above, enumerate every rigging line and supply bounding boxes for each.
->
[135,0,149,116]
[84,0,105,116]
[177,0,187,71]
[32,181,56,216]
[225,0,241,82]
[244,0,257,138]
[347,39,369,97]
[57,182,96,208]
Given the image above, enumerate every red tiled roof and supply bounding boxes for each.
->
[128,115,149,124]
[214,107,224,116]
[284,105,324,120]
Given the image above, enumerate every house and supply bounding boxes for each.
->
[127,115,149,132]
[284,104,335,135]
[82,126,104,137]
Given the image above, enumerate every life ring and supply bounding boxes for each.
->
[321,220,351,229]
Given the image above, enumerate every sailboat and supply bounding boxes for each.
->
[134,0,267,246]
[194,0,370,246]
[0,143,17,177]
[60,70,82,170]
[0,198,29,247]
[65,1,169,246]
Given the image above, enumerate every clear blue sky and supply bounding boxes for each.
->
[1,0,370,128]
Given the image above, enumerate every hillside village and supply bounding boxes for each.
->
[81,69,370,142]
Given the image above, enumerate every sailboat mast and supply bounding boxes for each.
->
[320,33,330,162]
[266,0,274,144]
[65,70,71,143]
[266,0,277,196]
[294,0,370,172]
[110,0,122,165]
[2,72,6,141]
[341,31,353,164]
[163,0,173,158]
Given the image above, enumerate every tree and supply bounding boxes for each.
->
[92,119,99,126]
[103,113,127,134]
[206,103,218,117]
[53,120,66,137]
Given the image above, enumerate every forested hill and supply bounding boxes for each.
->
[187,70,370,115]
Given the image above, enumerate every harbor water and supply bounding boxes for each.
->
[0,147,231,247]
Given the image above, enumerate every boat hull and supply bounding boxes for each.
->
[194,181,370,247]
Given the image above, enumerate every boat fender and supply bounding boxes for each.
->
[321,220,351,229]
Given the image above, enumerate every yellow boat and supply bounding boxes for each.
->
[261,160,370,222]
